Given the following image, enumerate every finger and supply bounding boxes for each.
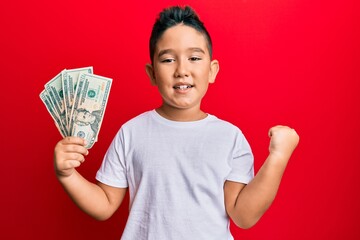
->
[62,136,87,146]
[54,152,85,170]
[63,159,82,169]
[56,152,85,164]
[67,152,86,162]
[62,144,89,155]
[268,125,290,137]
[268,127,275,137]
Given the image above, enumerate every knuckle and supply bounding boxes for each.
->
[69,144,77,152]
[65,160,75,169]
[54,141,62,151]
[73,153,85,162]
[54,161,65,172]
[73,145,85,154]
[72,160,81,168]
[70,153,79,161]
[64,161,72,169]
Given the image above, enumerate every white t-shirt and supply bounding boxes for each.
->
[96,110,254,240]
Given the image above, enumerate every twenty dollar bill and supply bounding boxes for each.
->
[40,67,112,149]
[69,73,112,148]
[62,66,93,132]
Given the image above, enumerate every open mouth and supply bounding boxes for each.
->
[173,84,194,90]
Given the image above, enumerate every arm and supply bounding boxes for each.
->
[54,137,127,221]
[224,125,299,229]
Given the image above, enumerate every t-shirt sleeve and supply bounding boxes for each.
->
[96,128,128,188]
[226,130,254,184]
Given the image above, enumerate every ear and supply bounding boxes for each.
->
[208,59,219,84]
[145,63,157,86]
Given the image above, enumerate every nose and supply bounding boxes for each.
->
[174,58,189,78]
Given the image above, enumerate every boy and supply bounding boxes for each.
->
[54,6,299,239]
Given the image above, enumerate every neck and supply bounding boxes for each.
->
[156,105,207,122]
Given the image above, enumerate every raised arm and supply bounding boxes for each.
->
[224,125,299,229]
[54,137,127,221]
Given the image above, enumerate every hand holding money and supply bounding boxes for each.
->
[40,67,112,148]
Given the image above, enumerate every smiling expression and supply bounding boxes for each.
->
[146,24,219,116]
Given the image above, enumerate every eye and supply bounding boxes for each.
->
[160,58,175,63]
[189,57,202,61]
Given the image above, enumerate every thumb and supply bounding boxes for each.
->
[268,125,279,138]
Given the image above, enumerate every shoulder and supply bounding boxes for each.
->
[110,111,153,143]
[114,110,157,139]
[207,114,244,135]
[121,110,153,128]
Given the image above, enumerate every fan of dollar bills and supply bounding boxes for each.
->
[39,67,112,149]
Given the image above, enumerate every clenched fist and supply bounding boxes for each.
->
[268,125,299,162]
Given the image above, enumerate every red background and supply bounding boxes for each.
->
[1,0,359,239]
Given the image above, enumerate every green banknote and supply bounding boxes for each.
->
[40,67,112,149]
[40,89,67,137]
[69,73,112,149]
[62,67,93,132]
[44,70,69,136]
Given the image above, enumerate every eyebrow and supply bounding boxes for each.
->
[157,47,206,58]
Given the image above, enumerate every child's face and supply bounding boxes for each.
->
[146,24,219,113]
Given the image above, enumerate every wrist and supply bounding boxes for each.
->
[56,169,77,184]
[267,151,290,167]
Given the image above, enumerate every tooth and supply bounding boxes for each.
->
[174,85,193,90]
